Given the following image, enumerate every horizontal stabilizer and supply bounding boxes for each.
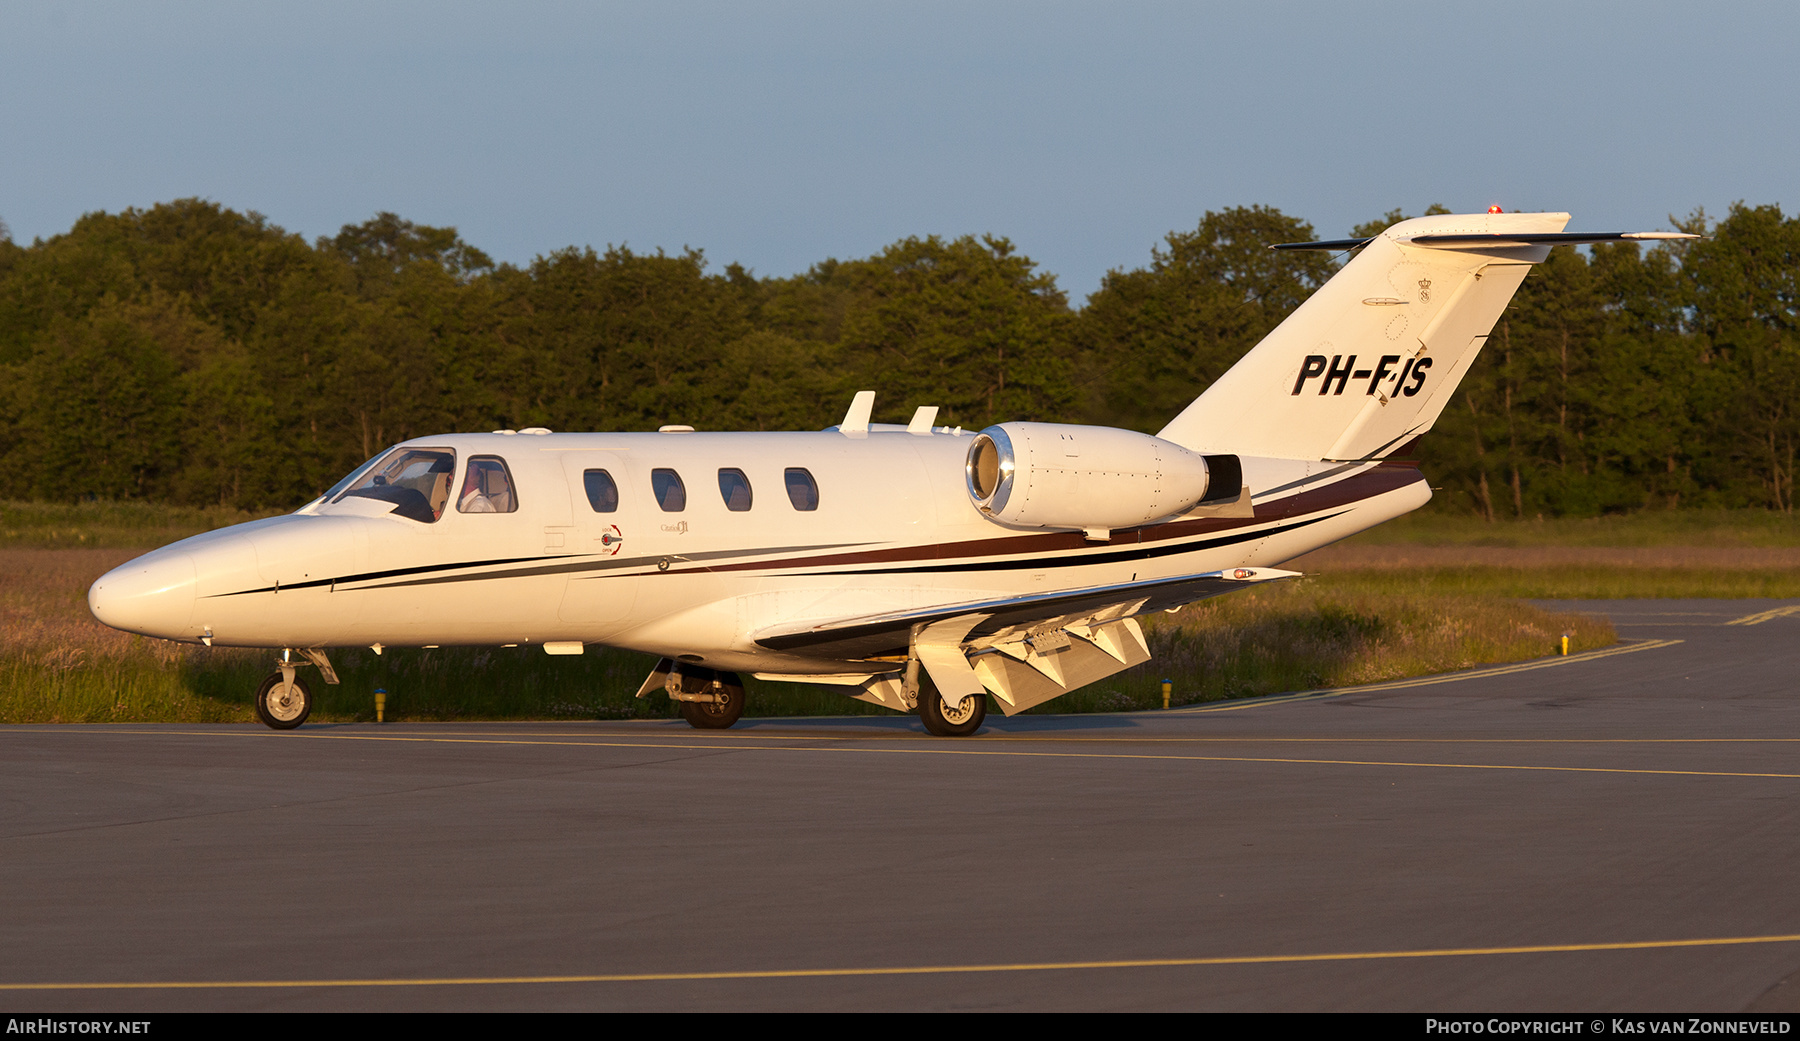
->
[1271,237,1375,252]
[1271,231,1695,253]
[1404,231,1698,249]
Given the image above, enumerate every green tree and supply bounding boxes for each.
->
[817,234,1076,429]
[1080,206,1336,432]
[325,212,495,296]
[1683,204,1800,510]
[11,297,186,500]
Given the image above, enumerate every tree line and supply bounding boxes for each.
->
[0,199,1794,516]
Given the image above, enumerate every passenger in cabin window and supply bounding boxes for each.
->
[718,469,753,511]
[458,457,518,514]
[652,469,686,512]
[584,469,619,512]
[784,468,819,511]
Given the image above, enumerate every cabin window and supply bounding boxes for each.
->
[651,468,686,512]
[784,468,819,511]
[717,469,753,512]
[458,456,519,514]
[336,447,456,523]
[583,469,619,512]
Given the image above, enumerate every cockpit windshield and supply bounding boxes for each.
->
[333,448,457,523]
[319,447,396,504]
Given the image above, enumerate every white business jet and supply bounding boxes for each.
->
[88,212,1692,734]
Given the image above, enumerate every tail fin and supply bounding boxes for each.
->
[1156,211,1573,460]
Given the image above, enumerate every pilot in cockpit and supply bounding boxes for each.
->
[457,457,517,514]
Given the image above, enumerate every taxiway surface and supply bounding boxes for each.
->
[4,599,1799,1011]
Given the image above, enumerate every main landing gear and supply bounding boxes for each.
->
[647,662,746,729]
[917,684,987,737]
[902,654,987,737]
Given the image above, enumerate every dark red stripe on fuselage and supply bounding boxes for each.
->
[705,461,1423,576]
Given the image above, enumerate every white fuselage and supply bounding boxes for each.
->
[87,426,1427,676]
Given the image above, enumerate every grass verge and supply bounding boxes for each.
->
[1350,508,1800,548]
[1300,566,1800,599]
[0,500,285,549]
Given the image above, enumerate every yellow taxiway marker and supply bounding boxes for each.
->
[1725,605,1800,626]
[6,932,1800,991]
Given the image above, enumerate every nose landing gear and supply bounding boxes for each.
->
[255,666,312,729]
[253,648,338,730]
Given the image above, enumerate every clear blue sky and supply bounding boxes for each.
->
[2,1,1793,300]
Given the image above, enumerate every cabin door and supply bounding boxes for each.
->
[557,452,639,627]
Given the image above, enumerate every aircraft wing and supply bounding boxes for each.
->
[750,566,1298,715]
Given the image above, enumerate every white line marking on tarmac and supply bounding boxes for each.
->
[1172,638,1683,713]
[1725,605,1800,626]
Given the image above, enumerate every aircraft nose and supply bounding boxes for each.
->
[89,552,198,639]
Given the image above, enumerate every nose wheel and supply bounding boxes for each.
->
[255,671,312,730]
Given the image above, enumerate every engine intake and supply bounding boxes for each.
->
[965,422,1216,533]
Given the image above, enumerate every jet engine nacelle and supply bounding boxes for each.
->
[964,422,1214,533]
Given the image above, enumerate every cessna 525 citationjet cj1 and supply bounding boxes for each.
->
[88,211,1693,735]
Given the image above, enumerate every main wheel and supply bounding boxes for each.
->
[254,671,312,730]
[918,685,986,737]
[679,671,745,730]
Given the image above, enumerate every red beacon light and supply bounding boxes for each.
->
[1488,205,1504,214]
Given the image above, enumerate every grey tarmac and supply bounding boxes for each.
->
[3,599,1800,1012]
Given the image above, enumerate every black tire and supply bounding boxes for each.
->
[254,671,312,730]
[678,671,745,730]
[918,683,986,737]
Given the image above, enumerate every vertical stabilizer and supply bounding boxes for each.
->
[1156,211,1571,460]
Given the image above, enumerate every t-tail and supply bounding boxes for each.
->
[1155,211,1694,462]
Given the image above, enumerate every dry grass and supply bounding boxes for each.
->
[0,501,282,549]
[1292,544,1800,569]
[1,549,141,654]
[1351,508,1800,548]
[1,548,266,723]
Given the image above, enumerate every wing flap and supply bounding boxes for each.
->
[973,616,1154,715]
[751,567,1298,660]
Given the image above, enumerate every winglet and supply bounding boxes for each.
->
[840,391,875,435]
